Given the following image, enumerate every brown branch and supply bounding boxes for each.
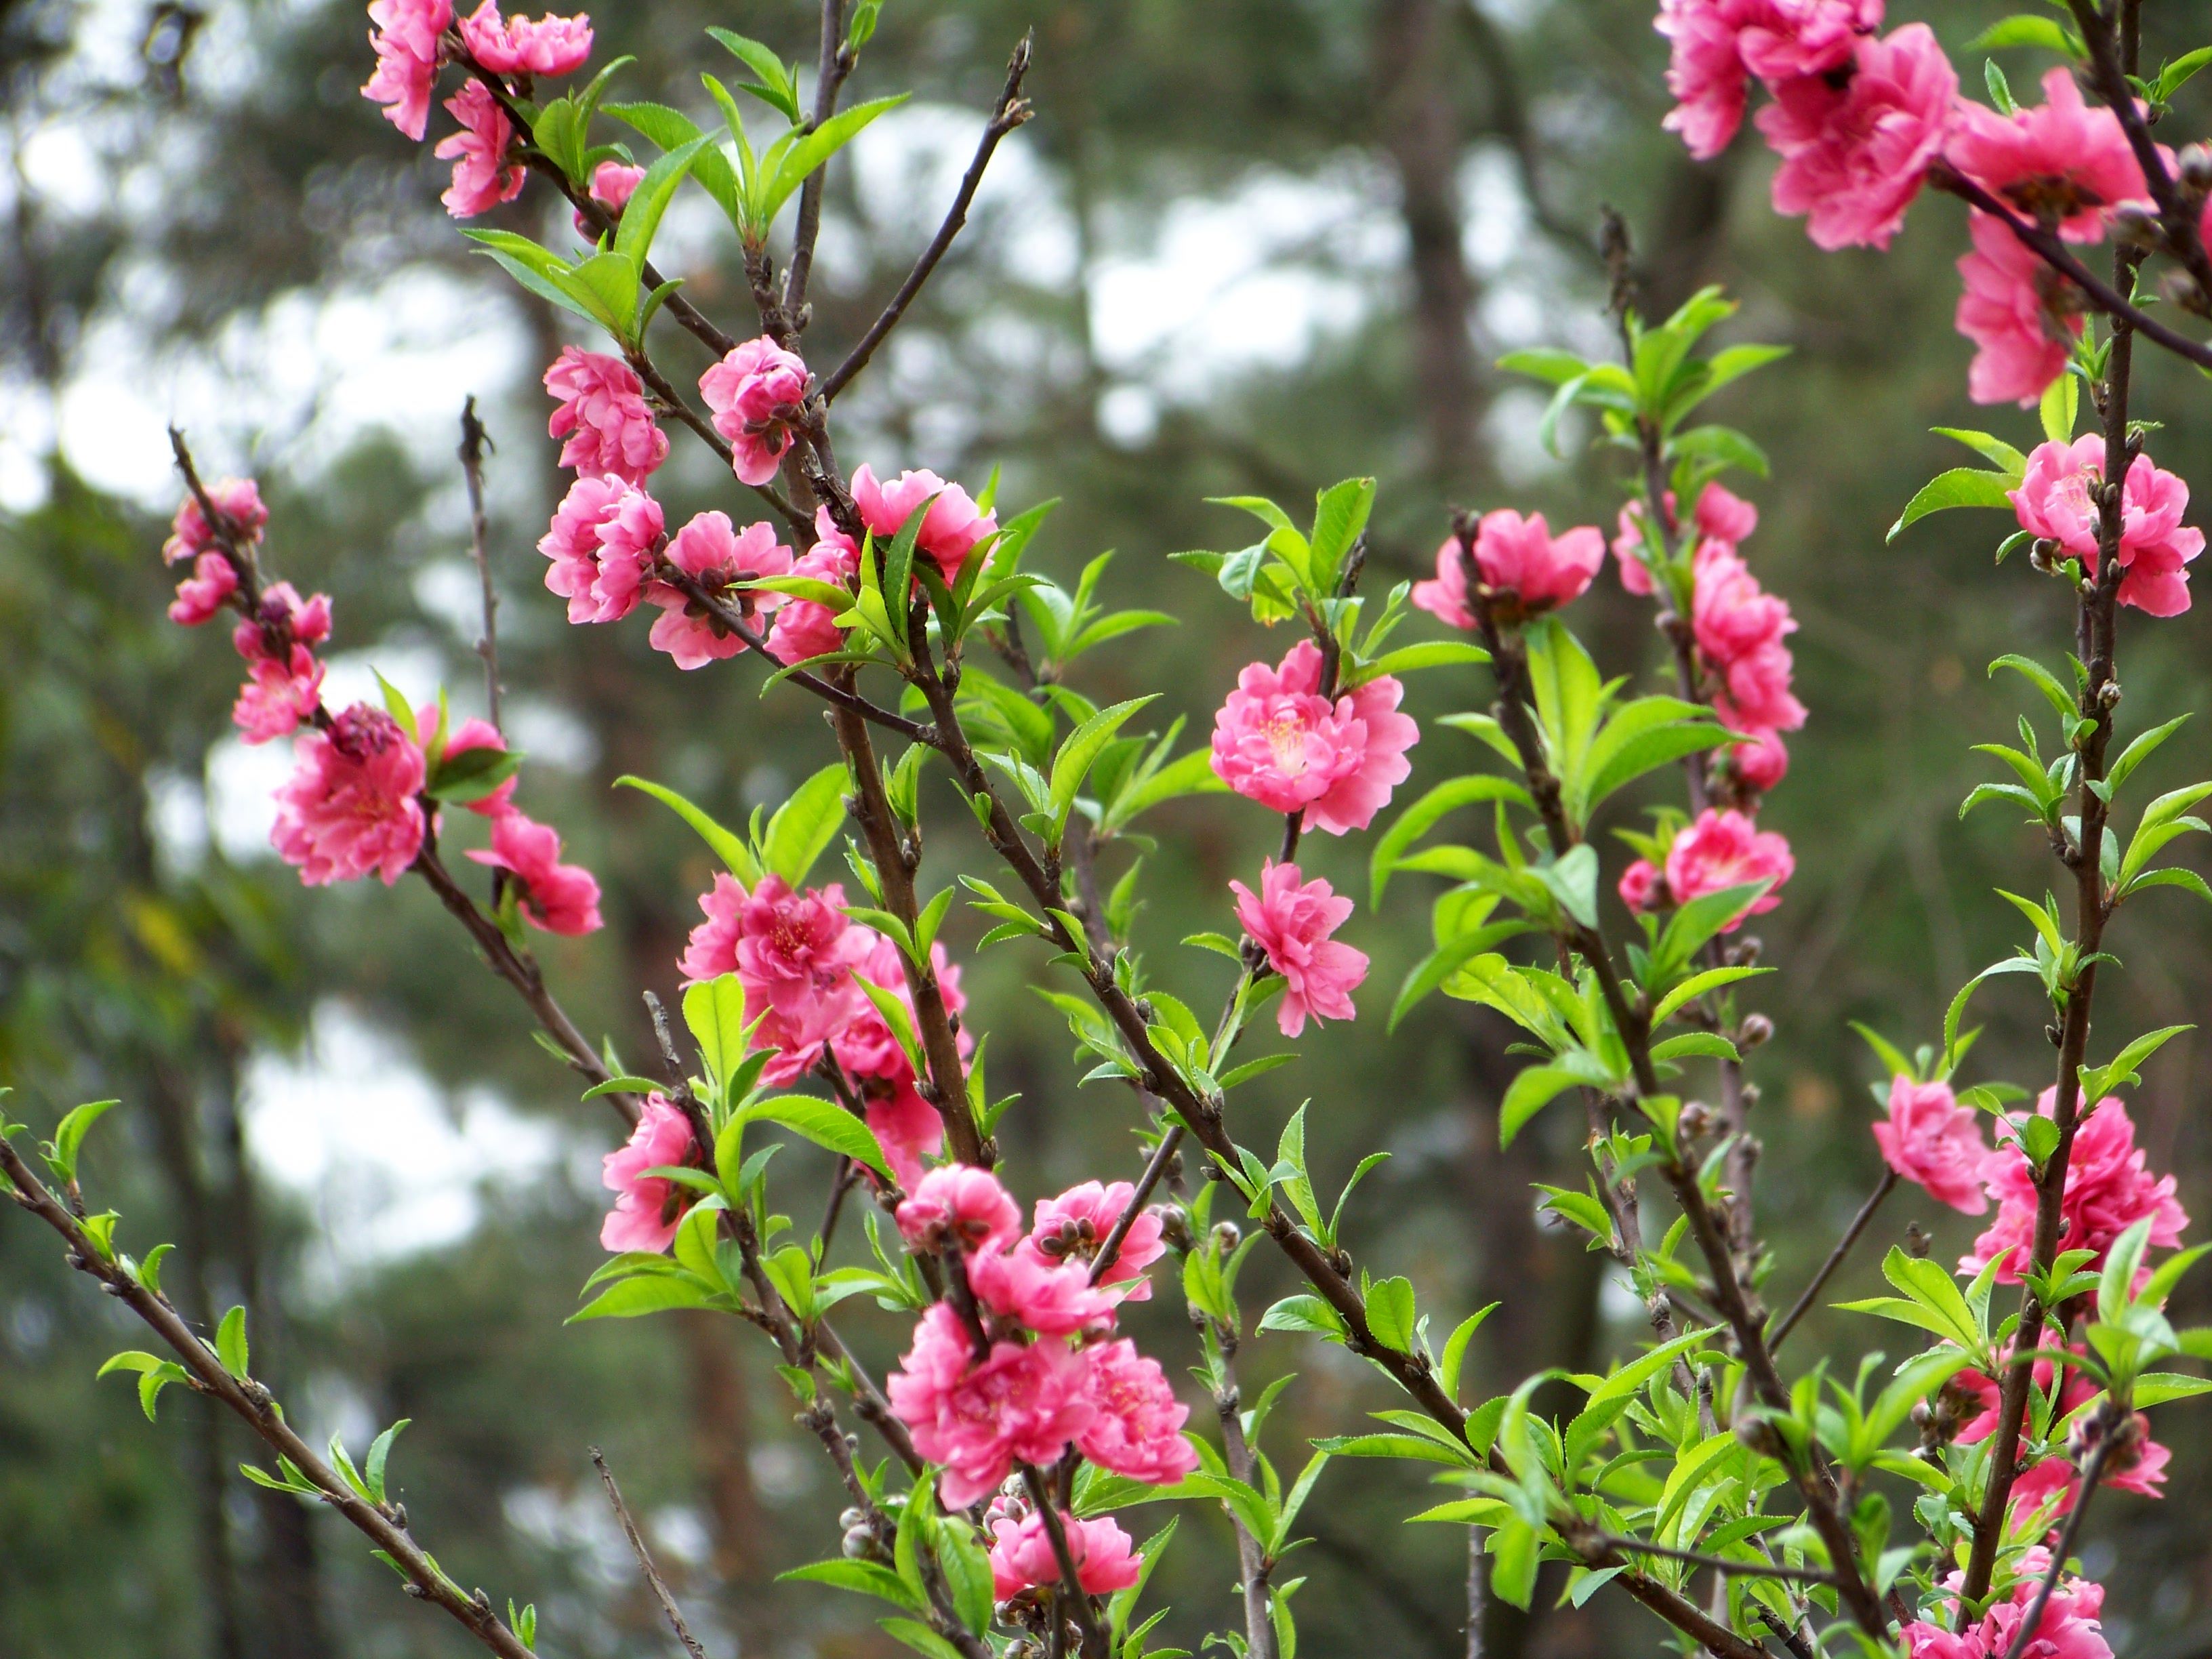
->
[821,37,1036,403]
[1996,1424,2112,1659]
[1021,1467,1110,1659]
[1207,1322,1279,1659]
[0,1136,537,1659]
[783,0,855,319]
[591,1448,711,1659]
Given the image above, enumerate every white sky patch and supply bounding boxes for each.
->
[243,1004,573,1281]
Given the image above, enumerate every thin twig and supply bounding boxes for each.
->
[1770,1169,1898,1350]
[1996,1427,2113,1659]
[821,36,1036,401]
[1088,1125,1183,1284]
[784,0,854,318]
[457,398,502,731]
[1595,1535,1839,1584]
[1022,1466,1110,1659]
[591,1448,711,1659]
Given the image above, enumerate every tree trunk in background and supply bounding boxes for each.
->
[1373,0,1483,493]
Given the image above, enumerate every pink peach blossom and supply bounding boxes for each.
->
[1021,1181,1165,1301]
[1471,509,1606,615]
[1904,1547,2112,1659]
[850,465,1000,583]
[539,474,663,623]
[766,511,859,664]
[270,704,428,886]
[1231,860,1369,1037]
[467,809,602,935]
[647,514,794,669]
[2008,436,2204,617]
[1620,858,1663,914]
[1410,534,1480,629]
[544,348,668,485]
[599,1092,695,1253]
[168,552,239,626]
[232,649,327,743]
[989,1511,1142,1601]
[1957,209,2083,407]
[897,1166,1022,1253]
[967,1247,1118,1336]
[458,2,592,76]
[679,872,748,983]
[1755,24,1957,251]
[1725,723,1789,792]
[575,159,644,236]
[836,934,970,1084]
[1663,808,1793,928]
[232,581,333,658]
[1075,1338,1199,1486]
[1949,68,2150,243]
[1210,640,1415,834]
[886,1303,1097,1508]
[439,716,517,815]
[1656,0,1879,160]
[363,0,452,141]
[1872,1076,1989,1214]
[699,337,810,487]
[866,1086,943,1191]
[164,477,268,565]
[434,80,526,218]
[733,876,873,1021]
[1966,1092,2188,1282]
[1614,485,1758,595]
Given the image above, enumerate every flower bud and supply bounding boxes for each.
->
[2108,203,2160,251]
[1678,1099,1717,1140]
[1157,1204,1193,1252]
[2161,269,2211,319]
[1738,1013,1774,1048]
[1212,1221,1242,1252]
[842,1525,877,1559]
[1904,1222,1932,1258]
[2178,142,2212,193]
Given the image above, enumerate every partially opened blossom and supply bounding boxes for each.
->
[1614,485,1758,596]
[699,337,810,487]
[897,1166,1021,1254]
[1663,808,1793,927]
[467,809,602,935]
[168,552,239,626]
[439,716,517,815]
[886,1304,1097,1508]
[270,704,428,886]
[458,2,592,76]
[766,510,859,664]
[539,474,663,623]
[234,581,333,657]
[1021,1181,1165,1300]
[851,465,1000,582]
[165,476,268,567]
[1957,209,2083,406]
[232,649,326,743]
[1619,857,1663,914]
[679,872,748,984]
[1755,24,1957,251]
[434,81,526,219]
[866,1086,943,1191]
[1231,860,1369,1037]
[1949,68,2149,243]
[1075,1338,1199,1485]
[1694,551,1807,733]
[544,348,668,485]
[2009,436,2204,616]
[1210,640,1415,834]
[989,1511,1141,1601]
[1967,1092,2188,1281]
[363,0,452,140]
[599,1092,694,1253]
[575,159,644,237]
[1725,722,1789,792]
[836,934,970,1084]
[967,1248,1117,1336]
[1469,509,1606,617]
[647,513,794,669]
[1871,1076,1989,1213]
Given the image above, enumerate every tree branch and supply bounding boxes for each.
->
[1769,1169,1898,1350]
[591,1448,711,1659]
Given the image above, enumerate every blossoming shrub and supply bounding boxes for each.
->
[9,4,2212,1659]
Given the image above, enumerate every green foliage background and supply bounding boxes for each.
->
[4,1,2212,1656]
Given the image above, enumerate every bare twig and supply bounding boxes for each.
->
[591,1448,711,1659]
[784,0,855,317]
[821,37,1036,402]
[457,397,502,731]
[1770,1168,1898,1351]
[1997,1423,2113,1659]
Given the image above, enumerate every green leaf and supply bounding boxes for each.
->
[2039,371,2079,445]
[424,744,525,804]
[879,1619,968,1659]
[777,1559,926,1611]
[616,775,760,882]
[1887,468,2018,542]
[365,1418,409,1504]
[680,973,749,1099]
[569,1274,717,1321]
[1500,1066,1583,1148]
[1307,476,1375,592]
[2154,45,2212,102]
[762,763,851,887]
[1372,776,1532,905]
[47,1098,117,1182]
[740,1094,892,1181]
[937,1518,996,1635]
[761,94,910,223]
[1048,696,1158,839]
[1650,965,1772,1028]
[1969,14,2082,55]
[1366,1275,1417,1353]
[614,135,710,270]
[215,1307,249,1378]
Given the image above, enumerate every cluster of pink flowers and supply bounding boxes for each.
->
[1903,1548,2113,1659]
[1620,806,1796,928]
[1231,860,1370,1036]
[1966,1090,2189,1282]
[1210,640,1417,836]
[887,1166,1197,1511]
[361,0,592,218]
[544,348,668,486]
[987,1503,1141,1602]
[680,873,970,1185]
[2009,436,2204,617]
[1655,0,2162,407]
[1952,1329,2171,1518]
[1412,509,1606,626]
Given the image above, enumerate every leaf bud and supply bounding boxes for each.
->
[1904,1221,1932,1258]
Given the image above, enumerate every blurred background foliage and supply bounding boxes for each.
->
[4,0,2212,1655]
